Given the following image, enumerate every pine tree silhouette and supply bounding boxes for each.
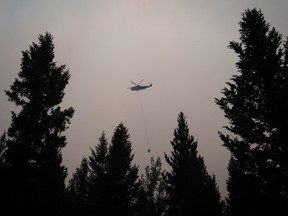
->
[107,122,139,216]
[88,131,110,215]
[67,157,91,215]
[216,8,288,216]
[135,156,167,216]
[3,32,74,215]
[164,112,223,216]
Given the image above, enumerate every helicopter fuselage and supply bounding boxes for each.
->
[130,84,152,91]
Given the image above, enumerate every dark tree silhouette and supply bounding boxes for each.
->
[0,133,6,165]
[216,8,288,216]
[107,122,139,216]
[164,112,223,216]
[0,132,10,208]
[67,132,109,216]
[88,131,110,215]
[67,157,91,215]
[135,156,167,216]
[2,32,74,215]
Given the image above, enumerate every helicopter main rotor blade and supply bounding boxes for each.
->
[130,81,138,85]
[138,79,144,85]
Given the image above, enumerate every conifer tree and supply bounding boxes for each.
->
[88,131,109,215]
[0,132,9,208]
[216,8,288,216]
[3,32,74,215]
[0,133,6,165]
[67,157,91,215]
[164,112,223,216]
[135,156,167,216]
[107,122,139,216]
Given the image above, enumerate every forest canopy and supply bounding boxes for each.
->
[1,7,288,216]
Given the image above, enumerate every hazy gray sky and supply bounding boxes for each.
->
[1,0,288,198]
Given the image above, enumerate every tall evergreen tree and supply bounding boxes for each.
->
[88,131,109,215]
[67,157,91,215]
[3,32,74,215]
[164,112,223,216]
[107,122,139,216]
[135,156,167,216]
[0,133,6,165]
[216,8,288,216]
[0,132,10,208]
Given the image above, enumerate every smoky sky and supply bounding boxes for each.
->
[1,0,288,197]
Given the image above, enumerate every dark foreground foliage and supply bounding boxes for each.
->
[164,112,223,216]
[0,32,74,216]
[216,8,288,216]
[1,7,288,216]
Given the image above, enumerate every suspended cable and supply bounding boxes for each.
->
[137,92,151,153]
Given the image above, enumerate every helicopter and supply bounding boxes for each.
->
[129,79,152,91]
